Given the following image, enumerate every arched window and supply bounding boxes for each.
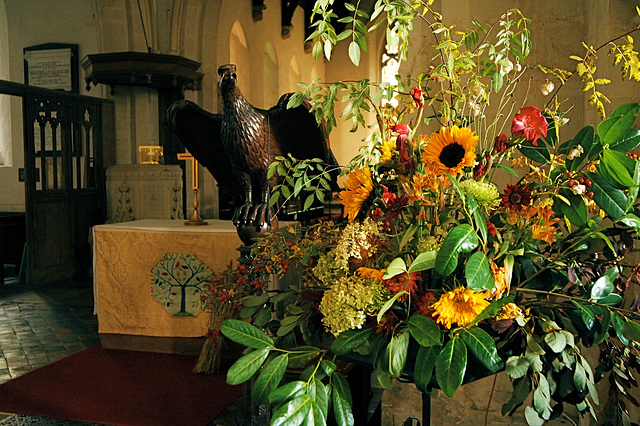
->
[288,56,301,93]
[229,21,250,99]
[263,41,278,106]
[381,42,400,108]
[0,0,11,166]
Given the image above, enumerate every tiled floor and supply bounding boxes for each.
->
[0,275,100,425]
[0,274,244,426]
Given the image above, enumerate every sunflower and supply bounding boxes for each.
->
[431,287,490,329]
[378,139,397,163]
[422,125,478,175]
[339,166,374,221]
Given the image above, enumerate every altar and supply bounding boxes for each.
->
[92,219,243,355]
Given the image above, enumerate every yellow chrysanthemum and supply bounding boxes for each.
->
[431,287,490,329]
[339,166,373,221]
[497,303,526,320]
[422,125,478,175]
[378,139,396,163]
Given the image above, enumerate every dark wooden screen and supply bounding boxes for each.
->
[0,80,114,284]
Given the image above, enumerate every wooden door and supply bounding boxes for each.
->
[22,90,108,284]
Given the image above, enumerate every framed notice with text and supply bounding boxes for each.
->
[23,43,79,93]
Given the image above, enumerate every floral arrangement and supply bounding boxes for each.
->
[212,2,640,425]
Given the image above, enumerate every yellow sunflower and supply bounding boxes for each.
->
[431,287,489,329]
[339,166,373,221]
[422,125,478,175]
[378,139,396,163]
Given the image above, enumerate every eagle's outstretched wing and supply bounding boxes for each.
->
[267,94,339,188]
[167,100,244,203]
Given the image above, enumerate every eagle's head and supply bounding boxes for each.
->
[218,64,238,92]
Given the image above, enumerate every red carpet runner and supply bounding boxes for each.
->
[0,345,242,426]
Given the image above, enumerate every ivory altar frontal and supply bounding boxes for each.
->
[93,219,243,352]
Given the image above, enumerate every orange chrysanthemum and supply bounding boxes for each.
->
[422,125,478,176]
[431,287,490,329]
[357,266,386,281]
[339,166,373,221]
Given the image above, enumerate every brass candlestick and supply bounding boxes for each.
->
[177,152,208,226]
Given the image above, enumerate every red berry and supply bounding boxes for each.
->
[568,179,576,186]
[566,171,573,178]
[587,191,594,197]
[578,178,585,184]
[585,179,591,186]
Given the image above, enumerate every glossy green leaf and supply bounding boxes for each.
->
[584,171,627,219]
[387,329,409,378]
[414,345,439,393]
[610,128,640,152]
[597,293,623,307]
[435,224,479,276]
[287,346,321,369]
[435,337,467,397]
[594,309,611,344]
[465,251,495,290]
[269,380,306,405]
[622,319,640,341]
[271,394,312,426]
[408,314,442,347]
[554,188,587,227]
[571,301,595,329]
[460,327,503,372]
[408,250,437,273]
[597,102,640,145]
[332,372,354,426]
[221,319,274,349]
[518,139,551,164]
[377,291,408,323]
[227,347,270,385]
[383,257,407,279]
[611,314,630,345]
[602,149,637,188]
[502,376,532,415]
[619,213,640,231]
[252,354,289,405]
[331,328,372,355]
[591,273,614,300]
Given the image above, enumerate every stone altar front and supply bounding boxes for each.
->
[105,164,183,222]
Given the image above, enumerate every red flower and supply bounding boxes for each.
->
[369,207,384,221]
[501,183,532,211]
[473,163,486,178]
[384,272,421,301]
[412,291,437,317]
[381,185,409,220]
[493,133,508,153]
[410,87,424,108]
[390,124,410,135]
[486,220,497,237]
[511,106,548,146]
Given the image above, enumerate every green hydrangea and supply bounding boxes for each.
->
[460,179,501,209]
[319,275,388,336]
